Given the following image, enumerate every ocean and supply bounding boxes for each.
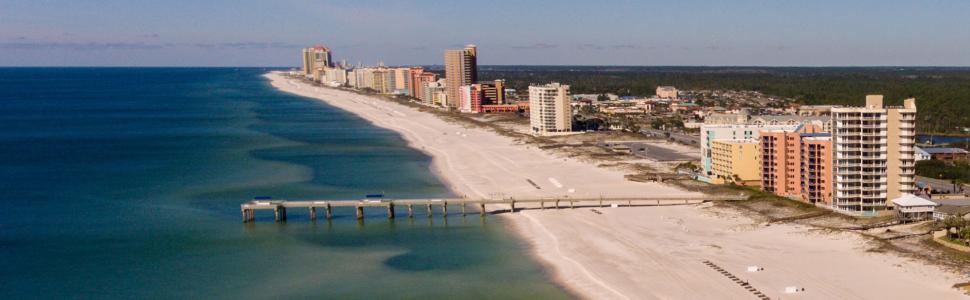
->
[0,68,569,299]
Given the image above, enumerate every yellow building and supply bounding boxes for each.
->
[709,139,761,186]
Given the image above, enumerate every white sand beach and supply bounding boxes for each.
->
[266,72,967,299]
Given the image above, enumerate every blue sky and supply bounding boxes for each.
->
[1,0,968,66]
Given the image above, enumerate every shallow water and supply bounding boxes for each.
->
[0,68,570,299]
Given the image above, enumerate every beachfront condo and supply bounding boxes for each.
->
[759,124,833,206]
[302,46,333,78]
[529,82,572,136]
[699,124,799,180]
[709,139,761,185]
[444,45,478,109]
[831,95,917,216]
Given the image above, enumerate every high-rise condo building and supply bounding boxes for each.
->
[302,46,333,78]
[529,83,572,136]
[830,95,916,215]
[759,124,832,205]
[444,45,478,109]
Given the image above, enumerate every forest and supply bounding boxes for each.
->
[473,66,970,134]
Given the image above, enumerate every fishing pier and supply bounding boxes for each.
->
[240,195,746,223]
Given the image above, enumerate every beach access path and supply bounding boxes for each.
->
[266,72,968,300]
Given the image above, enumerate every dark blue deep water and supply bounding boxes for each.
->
[0,68,569,299]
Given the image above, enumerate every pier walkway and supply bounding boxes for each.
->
[240,195,746,222]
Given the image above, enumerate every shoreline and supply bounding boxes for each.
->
[265,72,968,299]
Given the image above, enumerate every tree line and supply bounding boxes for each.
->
[477,66,970,134]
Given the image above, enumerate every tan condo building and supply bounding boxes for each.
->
[302,46,333,78]
[831,95,916,215]
[444,45,477,109]
[529,83,572,136]
[709,139,761,185]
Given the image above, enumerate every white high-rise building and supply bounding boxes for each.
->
[831,95,916,216]
[529,82,572,136]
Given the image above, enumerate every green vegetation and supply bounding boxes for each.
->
[916,160,970,184]
[940,217,970,246]
[479,66,970,133]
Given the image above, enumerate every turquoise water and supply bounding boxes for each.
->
[0,68,570,299]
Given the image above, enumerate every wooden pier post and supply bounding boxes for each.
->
[427,204,433,217]
[479,203,486,216]
[274,206,287,222]
[599,195,604,208]
[555,200,560,209]
[309,207,317,221]
[325,203,333,220]
[242,209,248,223]
[540,200,544,210]
[461,203,466,216]
[408,204,414,218]
[570,200,574,209]
[510,200,516,213]
[387,203,395,219]
[442,202,448,216]
[356,206,364,220]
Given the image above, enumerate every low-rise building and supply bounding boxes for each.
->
[914,146,931,161]
[656,86,678,99]
[923,147,969,161]
[891,194,938,222]
[700,124,799,178]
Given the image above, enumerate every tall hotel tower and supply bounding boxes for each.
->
[529,83,572,136]
[831,95,917,215]
[302,46,333,77]
[444,45,478,109]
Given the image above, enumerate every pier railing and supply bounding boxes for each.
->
[240,195,747,223]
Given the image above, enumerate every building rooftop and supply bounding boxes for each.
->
[922,147,969,154]
[892,194,939,207]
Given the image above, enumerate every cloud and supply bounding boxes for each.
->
[576,43,604,50]
[510,43,558,50]
[0,41,168,50]
[192,42,303,49]
[611,44,642,50]
[140,33,160,39]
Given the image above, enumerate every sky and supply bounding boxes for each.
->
[1,0,969,67]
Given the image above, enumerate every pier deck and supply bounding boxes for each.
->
[240,195,746,222]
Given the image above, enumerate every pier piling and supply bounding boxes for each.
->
[326,203,333,220]
[356,206,364,220]
[309,207,317,221]
[426,204,433,217]
[442,202,448,216]
[408,204,414,218]
[479,203,486,216]
[387,203,395,219]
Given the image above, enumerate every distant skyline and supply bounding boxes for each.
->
[2,0,969,67]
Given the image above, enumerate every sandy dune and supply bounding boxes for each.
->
[266,72,967,299]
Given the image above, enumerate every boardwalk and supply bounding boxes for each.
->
[240,195,747,222]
